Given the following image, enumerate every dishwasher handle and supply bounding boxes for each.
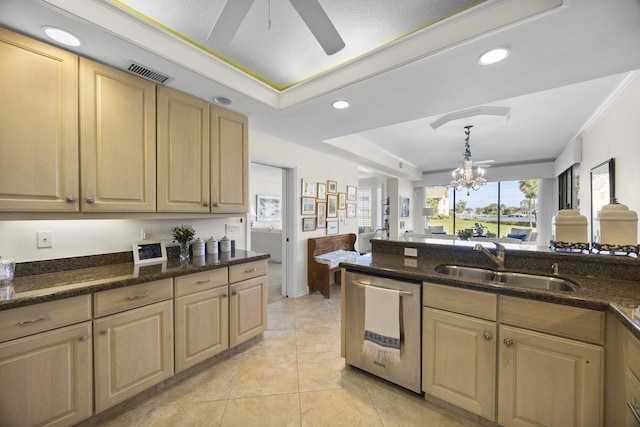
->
[351,280,413,297]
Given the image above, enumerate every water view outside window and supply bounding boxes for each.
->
[425,179,538,241]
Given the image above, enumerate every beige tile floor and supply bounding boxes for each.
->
[86,285,484,427]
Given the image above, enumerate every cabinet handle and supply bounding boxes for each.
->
[86,198,95,204]
[196,279,211,284]
[483,332,493,340]
[101,329,110,335]
[203,201,209,207]
[66,196,76,203]
[18,315,49,326]
[127,292,149,300]
[79,335,88,341]
[503,338,514,346]
[222,294,227,298]
[244,268,257,273]
[212,202,219,207]
[232,290,237,296]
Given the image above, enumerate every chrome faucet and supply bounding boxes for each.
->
[551,263,559,276]
[473,242,506,270]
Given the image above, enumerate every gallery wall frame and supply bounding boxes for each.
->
[327,194,338,217]
[302,179,316,197]
[327,220,338,235]
[302,217,316,231]
[400,196,410,218]
[301,197,316,215]
[317,201,327,228]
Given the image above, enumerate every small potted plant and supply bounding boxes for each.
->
[456,229,473,240]
[171,225,196,261]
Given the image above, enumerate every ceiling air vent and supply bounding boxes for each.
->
[125,61,174,85]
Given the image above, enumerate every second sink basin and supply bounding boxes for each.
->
[434,264,580,292]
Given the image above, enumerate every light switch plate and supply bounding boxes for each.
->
[37,231,52,248]
[404,247,418,257]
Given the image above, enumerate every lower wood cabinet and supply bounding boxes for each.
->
[423,307,496,420]
[0,322,93,427]
[175,286,229,372]
[498,324,603,427]
[93,299,174,413]
[230,275,267,347]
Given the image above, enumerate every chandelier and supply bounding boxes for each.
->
[450,125,487,195]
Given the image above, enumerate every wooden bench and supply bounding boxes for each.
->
[307,233,357,298]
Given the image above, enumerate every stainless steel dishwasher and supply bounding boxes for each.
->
[345,270,422,393]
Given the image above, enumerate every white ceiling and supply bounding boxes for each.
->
[2,0,640,181]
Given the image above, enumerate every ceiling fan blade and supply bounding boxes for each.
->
[207,0,255,45]
[289,0,345,55]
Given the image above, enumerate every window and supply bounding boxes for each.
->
[426,179,539,242]
[357,187,372,227]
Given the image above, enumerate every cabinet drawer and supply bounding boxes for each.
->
[229,259,267,283]
[499,296,605,344]
[94,279,173,317]
[423,282,497,321]
[174,268,228,297]
[0,294,91,343]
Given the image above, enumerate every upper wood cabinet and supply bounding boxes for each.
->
[211,106,249,214]
[80,58,157,212]
[157,86,210,213]
[0,27,79,211]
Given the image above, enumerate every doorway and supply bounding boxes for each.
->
[249,162,291,303]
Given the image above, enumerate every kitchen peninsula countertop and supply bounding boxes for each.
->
[1,250,269,311]
[341,243,640,340]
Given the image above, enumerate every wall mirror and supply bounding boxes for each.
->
[590,158,615,242]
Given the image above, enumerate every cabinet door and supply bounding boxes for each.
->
[0,322,92,427]
[175,286,229,372]
[94,300,173,413]
[229,275,267,347]
[498,325,603,427]
[210,106,248,214]
[0,27,79,211]
[80,58,156,212]
[157,86,210,212]
[423,307,496,420]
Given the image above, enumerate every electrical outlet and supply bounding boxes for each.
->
[225,224,242,234]
[37,231,53,248]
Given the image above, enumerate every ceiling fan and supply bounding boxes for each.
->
[207,0,345,55]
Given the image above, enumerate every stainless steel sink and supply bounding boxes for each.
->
[434,264,580,292]
[433,265,497,281]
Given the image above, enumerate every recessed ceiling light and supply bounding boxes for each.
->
[42,26,82,47]
[213,96,233,106]
[478,47,510,65]
[332,100,350,109]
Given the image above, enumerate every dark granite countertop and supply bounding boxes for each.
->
[341,251,640,340]
[0,250,270,311]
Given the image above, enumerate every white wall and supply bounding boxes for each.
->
[580,75,640,241]
[250,129,360,298]
[0,217,244,262]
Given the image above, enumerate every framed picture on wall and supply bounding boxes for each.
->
[256,195,281,222]
[347,203,357,218]
[327,220,338,235]
[327,180,338,194]
[347,185,357,201]
[302,179,316,197]
[301,197,316,215]
[317,182,327,200]
[338,210,346,224]
[338,192,346,210]
[317,201,327,228]
[327,194,338,217]
[302,217,316,232]
[400,196,410,218]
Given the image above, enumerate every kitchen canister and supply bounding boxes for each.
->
[192,238,206,256]
[552,209,588,243]
[597,199,638,246]
[206,237,218,254]
[219,235,232,252]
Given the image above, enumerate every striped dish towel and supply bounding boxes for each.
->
[362,285,401,363]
